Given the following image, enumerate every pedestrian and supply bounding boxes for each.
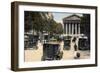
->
[72,37,76,42]
[74,43,80,59]
[74,43,77,51]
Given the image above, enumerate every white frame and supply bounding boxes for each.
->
[19,5,96,68]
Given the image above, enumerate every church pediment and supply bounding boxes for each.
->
[63,15,81,21]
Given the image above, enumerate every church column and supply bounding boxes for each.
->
[75,24,77,34]
[78,23,80,34]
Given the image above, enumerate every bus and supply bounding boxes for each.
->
[42,42,63,61]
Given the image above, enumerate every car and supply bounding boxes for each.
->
[78,38,90,50]
[42,43,63,61]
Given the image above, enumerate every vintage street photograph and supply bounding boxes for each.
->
[24,11,90,62]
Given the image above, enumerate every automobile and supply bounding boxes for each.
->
[24,33,39,50]
[24,35,29,50]
[42,42,63,61]
[78,38,90,50]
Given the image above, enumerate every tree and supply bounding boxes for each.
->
[54,23,63,34]
[24,11,33,32]
[80,14,90,45]
[47,20,63,34]
[25,11,50,32]
[25,11,64,42]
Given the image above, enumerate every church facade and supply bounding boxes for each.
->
[63,14,81,37]
[62,14,88,49]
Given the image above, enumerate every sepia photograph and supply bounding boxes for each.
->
[24,11,90,62]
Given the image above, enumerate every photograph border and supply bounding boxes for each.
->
[11,1,98,71]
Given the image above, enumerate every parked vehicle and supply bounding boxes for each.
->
[24,34,39,50]
[78,38,89,50]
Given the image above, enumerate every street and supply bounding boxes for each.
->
[24,41,90,62]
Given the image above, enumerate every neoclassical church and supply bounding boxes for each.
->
[63,14,81,37]
[62,14,88,49]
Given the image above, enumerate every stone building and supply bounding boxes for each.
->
[63,14,88,50]
[63,14,81,37]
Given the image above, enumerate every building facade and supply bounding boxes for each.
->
[63,14,89,50]
[63,15,81,37]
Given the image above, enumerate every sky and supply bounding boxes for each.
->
[52,12,83,24]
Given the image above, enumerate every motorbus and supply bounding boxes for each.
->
[42,42,63,61]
